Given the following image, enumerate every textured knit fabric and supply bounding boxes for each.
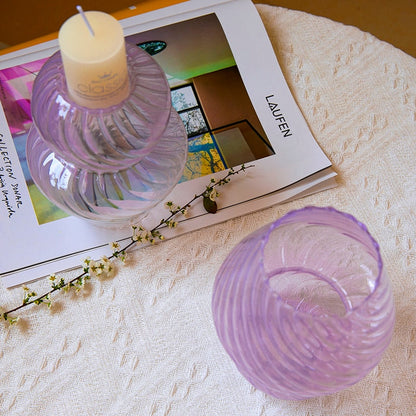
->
[1,5,415,415]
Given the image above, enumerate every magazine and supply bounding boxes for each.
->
[0,0,337,287]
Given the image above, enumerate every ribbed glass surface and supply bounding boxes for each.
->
[27,43,187,223]
[27,110,187,222]
[30,42,172,172]
[212,206,395,400]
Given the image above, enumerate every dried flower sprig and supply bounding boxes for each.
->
[1,164,253,325]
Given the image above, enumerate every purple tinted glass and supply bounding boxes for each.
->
[212,206,395,400]
[27,43,187,223]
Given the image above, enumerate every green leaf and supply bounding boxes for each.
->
[203,196,217,214]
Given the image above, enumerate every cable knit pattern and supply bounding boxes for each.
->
[1,5,416,415]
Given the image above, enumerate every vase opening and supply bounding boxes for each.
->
[266,266,350,317]
[261,207,382,316]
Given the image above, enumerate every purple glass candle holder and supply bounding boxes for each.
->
[26,42,187,223]
[212,206,395,400]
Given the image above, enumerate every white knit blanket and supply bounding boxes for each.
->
[1,4,415,415]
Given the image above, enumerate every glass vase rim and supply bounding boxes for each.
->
[259,205,384,314]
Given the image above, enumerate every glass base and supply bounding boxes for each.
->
[27,110,187,223]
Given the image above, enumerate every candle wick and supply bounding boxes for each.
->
[76,5,95,36]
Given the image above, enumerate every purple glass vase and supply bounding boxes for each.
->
[212,206,395,400]
[26,42,187,223]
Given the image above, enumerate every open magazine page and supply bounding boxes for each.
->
[0,0,336,287]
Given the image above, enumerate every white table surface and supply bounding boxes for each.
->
[1,4,416,415]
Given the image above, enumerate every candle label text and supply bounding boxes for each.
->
[73,71,129,104]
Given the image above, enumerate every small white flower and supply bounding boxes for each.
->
[118,252,127,263]
[88,260,99,277]
[164,201,174,211]
[82,257,92,270]
[167,221,178,228]
[100,256,113,274]
[110,242,120,252]
[209,189,219,201]
[8,316,20,325]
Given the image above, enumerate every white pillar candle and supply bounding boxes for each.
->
[58,10,129,108]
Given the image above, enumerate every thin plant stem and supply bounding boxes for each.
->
[2,164,253,321]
